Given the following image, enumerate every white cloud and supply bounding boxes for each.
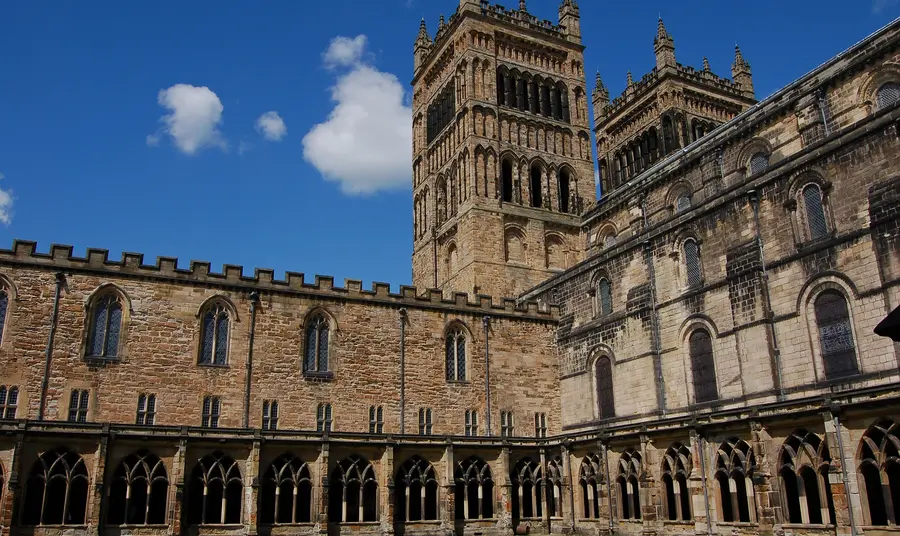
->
[256,111,287,141]
[302,36,412,195]
[874,0,899,12]
[151,84,226,155]
[322,35,368,68]
[0,173,14,225]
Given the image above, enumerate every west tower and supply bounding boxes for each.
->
[411,0,595,298]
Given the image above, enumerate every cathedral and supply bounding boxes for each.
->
[0,1,899,536]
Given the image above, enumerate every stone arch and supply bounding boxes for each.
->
[858,63,900,112]
[445,240,459,278]
[665,179,695,213]
[799,275,862,381]
[195,294,240,323]
[736,137,774,174]
[302,306,338,376]
[504,225,527,264]
[545,233,567,270]
[589,347,616,420]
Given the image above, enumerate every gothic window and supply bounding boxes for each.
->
[546,457,564,518]
[501,411,515,438]
[418,408,433,435]
[595,356,615,419]
[328,455,378,523]
[0,385,19,419]
[715,438,755,522]
[497,70,506,106]
[260,454,312,524]
[22,449,89,526]
[749,152,770,175]
[262,400,278,430]
[136,393,156,425]
[877,82,900,110]
[801,184,829,241]
[317,403,333,433]
[464,409,479,436]
[0,285,9,344]
[395,456,439,522]
[501,159,514,202]
[455,456,494,520]
[662,115,677,154]
[779,430,835,525]
[187,452,243,525]
[107,451,168,526]
[683,239,702,289]
[445,326,467,382]
[614,153,624,186]
[369,405,384,434]
[558,169,571,213]
[427,82,456,144]
[530,165,543,208]
[580,454,603,519]
[68,389,89,423]
[689,329,718,403]
[511,458,543,520]
[304,313,330,375]
[662,443,692,522]
[202,396,221,428]
[87,292,123,359]
[617,450,642,520]
[814,291,859,380]
[199,303,229,366]
[860,420,900,525]
[597,278,612,316]
[534,412,547,438]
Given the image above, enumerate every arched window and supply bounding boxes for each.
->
[546,457,564,518]
[445,325,467,382]
[187,452,243,525]
[597,278,612,316]
[877,82,900,110]
[683,239,702,288]
[595,356,615,419]
[0,285,10,344]
[859,420,900,525]
[328,455,378,523]
[689,329,718,403]
[22,448,89,526]
[779,430,835,525]
[662,443,692,522]
[616,450,641,520]
[501,160,514,202]
[304,313,330,374]
[260,454,312,525]
[579,454,602,519]
[558,169,571,213]
[814,291,859,379]
[108,451,168,526]
[530,165,543,208]
[675,193,692,213]
[715,438,755,522]
[395,456,439,522]
[87,292,123,359]
[496,70,506,106]
[455,457,494,520]
[802,184,829,241]
[749,152,770,175]
[511,458,543,520]
[199,303,230,365]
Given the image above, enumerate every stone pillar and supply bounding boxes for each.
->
[561,443,575,532]
[638,435,658,534]
[89,433,110,531]
[688,429,711,533]
[540,449,550,533]
[749,421,775,529]
[599,440,614,536]
[317,442,330,532]
[513,164,522,205]
[382,444,395,535]
[498,447,513,530]
[246,439,261,536]
[823,410,860,536]
[543,168,553,211]
[0,433,24,536]
[169,439,188,536]
[442,444,455,533]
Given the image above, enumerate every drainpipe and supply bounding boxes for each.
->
[483,315,492,436]
[833,412,859,536]
[432,227,439,288]
[243,291,260,429]
[641,197,666,414]
[748,190,785,401]
[38,272,66,421]
[399,308,408,435]
[697,432,713,536]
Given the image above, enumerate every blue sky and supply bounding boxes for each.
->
[1,0,898,289]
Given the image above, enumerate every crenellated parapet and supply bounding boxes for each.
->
[0,240,559,320]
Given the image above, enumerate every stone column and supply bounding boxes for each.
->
[382,444,395,535]
[749,421,775,529]
[169,439,188,536]
[540,449,550,533]
[599,440,614,536]
[498,447,513,530]
[89,433,110,531]
[823,410,859,536]
[442,444,455,533]
[0,433,24,536]
[560,444,574,531]
[317,442,330,532]
[247,439,261,536]
[638,434,658,534]
[689,429,711,533]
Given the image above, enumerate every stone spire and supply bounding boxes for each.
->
[592,71,609,103]
[627,71,634,87]
[655,17,670,43]
[438,14,446,30]
[732,44,754,97]
[654,17,676,70]
[703,57,711,71]
[733,45,749,71]
[416,18,431,45]
[414,18,433,72]
[519,0,527,11]
[558,0,581,42]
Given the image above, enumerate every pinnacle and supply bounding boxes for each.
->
[656,17,669,41]
[627,71,634,86]
[703,57,710,71]
[519,0,527,11]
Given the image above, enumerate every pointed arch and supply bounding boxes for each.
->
[329,455,378,523]
[83,282,131,360]
[22,448,89,526]
[858,419,900,525]
[662,443,692,521]
[259,453,312,525]
[778,430,835,525]
[107,450,169,526]
[511,457,543,520]
[187,452,243,525]
[579,453,603,519]
[455,456,494,520]
[197,295,239,366]
[616,449,641,520]
[395,456,439,522]
[715,438,755,522]
[445,320,471,382]
[302,307,337,376]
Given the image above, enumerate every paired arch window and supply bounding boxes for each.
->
[455,456,494,520]
[597,278,613,317]
[813,290,859,380]
[877,82,900,110]
[683,239,702,288]
[136,393,156,425]
[369,405,384,434]
[69,389,89,423]
[662,443,692,522]
[22,448,89,526]
[511,458,543,520]
[859,420,900,525]
[187,452,243,525]
[418,407,433,435]
[427,81,456,144]
[328,455,378,522]
[445,326,467,382]
[689,329,718,403]
[579,454,602,519]
[199,303,230,365]
[304,313,330,374]
[500,411,515,438]
[715,438,755,522]
[262,400,279,430]
[801,184,829,241]
[534,412,548,438]
[395,456,439,522]
[546,458,564,518]
[497,69,569,122]
[617,450,642,520]
[202,396,221,428]
[465,409,479,436]
[317,403,333,433]
[501,160,514,202]
[749,152,770,175]
[779,430,835,525]
[595,356,615,419]
[260,454,312,524]
[108,451,169,526]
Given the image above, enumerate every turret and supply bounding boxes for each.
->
[732,45,755,98]
[654,17,676,71]
[592,72,610,123]
[558,0,581,43]
[414,19,432,72]
[459,0,480,14]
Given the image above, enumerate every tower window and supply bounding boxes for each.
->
[530,165,543,208]
[418,408,433,435]
[534,412,547,438]
[369,405,384,434]
[262,400,279,430]
[558,169,571,213]
[877,82,900,110]
[0,385,18,419]
[317,403,333,433]
[597,279,612,316]
[465,409,478,436]
[427,81,456,144]
[802,184,829,241]
[304,312,331,375]
[501,160,514,202]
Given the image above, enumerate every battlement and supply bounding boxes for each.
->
[0,240,559,321]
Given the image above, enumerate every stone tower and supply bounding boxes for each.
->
[411,0,596,298]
